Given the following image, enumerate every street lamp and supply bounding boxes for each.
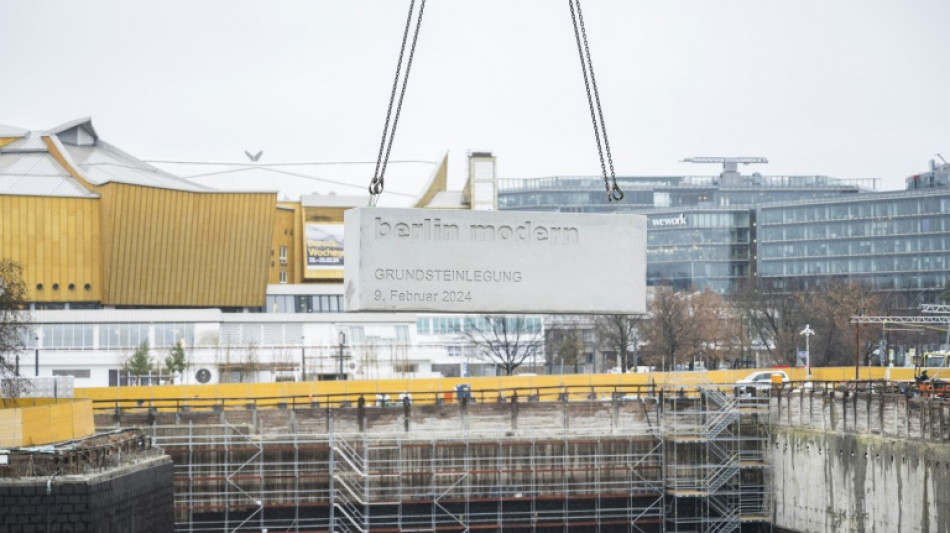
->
[338,331,346,380]
[34,332,40,377]
[301,335,306,382]
[800,324,815,380]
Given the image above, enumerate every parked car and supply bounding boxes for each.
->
[735,370,790,395]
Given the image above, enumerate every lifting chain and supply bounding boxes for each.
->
[369,0,427,206]
[568,0,623,202]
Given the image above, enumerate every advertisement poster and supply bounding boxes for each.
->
[306,224,344,269]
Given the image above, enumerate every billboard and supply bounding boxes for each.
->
[305,224,344,270]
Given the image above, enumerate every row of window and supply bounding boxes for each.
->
[30,323,196,349]
[648,261,749,280]
[649,244,750,261]
[759,256,950,277]
[760,218,950,240]
[760,237,950,259]
[767,274,947,291]
[647,228,750,246]
[266,294,344,313]
[759,197,950,224]
[416,316,543,336]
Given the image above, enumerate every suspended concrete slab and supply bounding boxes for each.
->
[344,208,645,314]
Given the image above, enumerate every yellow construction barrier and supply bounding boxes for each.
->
[75,366,903,411]
[0,398,95,447]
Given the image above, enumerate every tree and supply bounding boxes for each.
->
[802,279,882,366]
[641,287,729,371]
[597,314,640,372]
[461,315,543,376]
[734,278,807,366]
[0,260,31,398]
[164,341,188,384]
[545,316,590,374]
[125,340,154,383]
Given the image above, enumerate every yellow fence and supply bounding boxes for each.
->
[75,366,909,411]
[0,398,95,448]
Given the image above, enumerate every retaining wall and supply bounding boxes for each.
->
[771,390,950,533]
[0,456,174,533]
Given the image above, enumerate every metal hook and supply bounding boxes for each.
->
[609,183,624,202]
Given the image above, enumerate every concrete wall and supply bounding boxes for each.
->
[773,429,950,533]
[0,456,174,533]
[771,390,950,533]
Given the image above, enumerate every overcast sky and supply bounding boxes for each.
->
[2,1,948,192]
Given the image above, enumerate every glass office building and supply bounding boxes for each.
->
[644,208,753,293]
[756,189,950,297]
[499,166,950,300]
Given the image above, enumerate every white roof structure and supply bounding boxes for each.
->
[1,118,451,205]
[0,123,29,137]
[149,158,444,208]
[0,118,256,197]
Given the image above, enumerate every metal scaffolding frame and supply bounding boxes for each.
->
[149,388,772,533]
[662,385,773,533]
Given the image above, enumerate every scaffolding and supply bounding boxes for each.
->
[148,387,772,533]
[662,383,773,533]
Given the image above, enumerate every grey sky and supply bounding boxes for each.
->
[1,1,948,192]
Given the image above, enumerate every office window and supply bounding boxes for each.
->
[279,270,287,284]
[53,369,91,378]
[279,246,287,265]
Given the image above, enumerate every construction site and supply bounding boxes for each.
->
[93,377,773,533]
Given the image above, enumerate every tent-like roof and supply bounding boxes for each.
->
[0,118,254,197]
[149,157,446,208]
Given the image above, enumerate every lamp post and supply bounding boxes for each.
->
[34,332,40,377]
[338,331,346,380]
[300,335,306,382]
[800,324,815,380]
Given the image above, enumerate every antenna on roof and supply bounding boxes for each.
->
[244,150,263,162]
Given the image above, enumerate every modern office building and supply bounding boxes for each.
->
[498,158,950,300]
[756,188,950,299]
[643,208,754,293]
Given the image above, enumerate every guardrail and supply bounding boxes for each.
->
[84,379,923,415]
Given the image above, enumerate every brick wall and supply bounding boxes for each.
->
[0,457,173,533]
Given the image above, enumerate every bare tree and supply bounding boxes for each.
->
[240,342,261,383]
[461,315,543,376]
[546,316,588,374]
[0,260,31,398]
[803,279,883,366]
[734,278,807,366]
[641,287,728,371]
[597,314,641,372]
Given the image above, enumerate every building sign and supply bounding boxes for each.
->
[650,214,688,227]
[305,224,344,270]
[344,208,646,314]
